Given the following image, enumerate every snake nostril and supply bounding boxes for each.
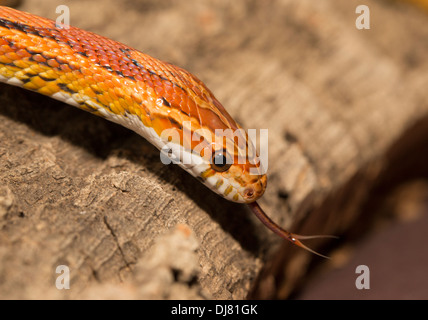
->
[244,188,255,199]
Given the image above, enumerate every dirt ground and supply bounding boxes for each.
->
[1,0,428,299]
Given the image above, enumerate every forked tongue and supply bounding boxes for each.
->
[248,201,336,259]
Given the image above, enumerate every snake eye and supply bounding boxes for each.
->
[211,150,232,172]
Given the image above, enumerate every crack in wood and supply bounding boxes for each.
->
[103,215,133,274]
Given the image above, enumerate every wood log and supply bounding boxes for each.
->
[1,0,427,299]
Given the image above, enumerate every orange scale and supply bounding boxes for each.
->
[48,47,61,56]
[154,85,164,97]
[64,71,78,83]
[77,77,90,89]
[57,46,74,56]
[76,58,90,67]
[70,68,82,77]
[140,114,152,129]
[97,93,111,106]
[121,56,132,63]
[163,79,174,89]
[123,94,134,106]
[4,51,19,61]
[162,83,174,96]
[5,64,20,73]
[29,63,46,73]
[125,103,136,116]
[24,44,42,52]
[94,45,105,53]
[104,79,115,89]
[84,66,97,77]
[72,45,83,53]
[108,89,119,101]
[109,101,123,115]
[130,69,140,77]
[151,116,171,136]
[86,49,97,57]
[90,83,101,93]
[172,85,184,95]
[82,87,97,99]
[83,63,95,73]
[110,76,122,87]
[0,44,12,53]
[108,55,119,62]
[181,99,193,116]
[73,80,85,92]
[80,67,93,77]
[41,68,59,79]
[119,61,129,70]
[113,86,125,99]
[41,51,57,60]
[118,97,129,110]
[96,81,108,92]
[121,69,132,77]
[30,76,46,88]
[67,61,80,71]
[38,82,59,96]
[33,53,47,63]
[127,64,138,73]
[55,55,70,65]
[38,29,50,37]
[87,56,98,64]
[131,103,141,116]
[21,73,39,85]
[131,91,143,105]
[144,82,155,97]
[93,73,104,83]
[114,100,126,114]
[98,57,110,65]
[59,64,72,73]
[121,78,135,89]
[102,71,113,80]
[141,73,152,83]
[165,94,177,107]
[23,39,39,49]
[170,92,182,104]
[64,80,78,93]
[110,64,121,72]
[97,52,109,66]
[12,59,31,69]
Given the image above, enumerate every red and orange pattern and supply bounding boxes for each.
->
[0,6,266,203]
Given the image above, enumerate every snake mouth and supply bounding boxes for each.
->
[242,174,267,203]
[243,188,256,201]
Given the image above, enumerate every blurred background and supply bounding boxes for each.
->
[1,0,428,299]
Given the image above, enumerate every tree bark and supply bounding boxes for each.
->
[1,0,428,299]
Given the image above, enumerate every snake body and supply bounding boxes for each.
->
[0,6,330,255]
[0,6,266,203]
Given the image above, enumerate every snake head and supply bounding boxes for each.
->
[150,64,267,203]
[160,121,267,203]
[203,131,267,203]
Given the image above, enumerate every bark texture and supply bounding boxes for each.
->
[1,0,428,299]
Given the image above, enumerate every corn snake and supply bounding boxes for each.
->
[0,6,331,256]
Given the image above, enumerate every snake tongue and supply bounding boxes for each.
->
[248,201,336,258]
